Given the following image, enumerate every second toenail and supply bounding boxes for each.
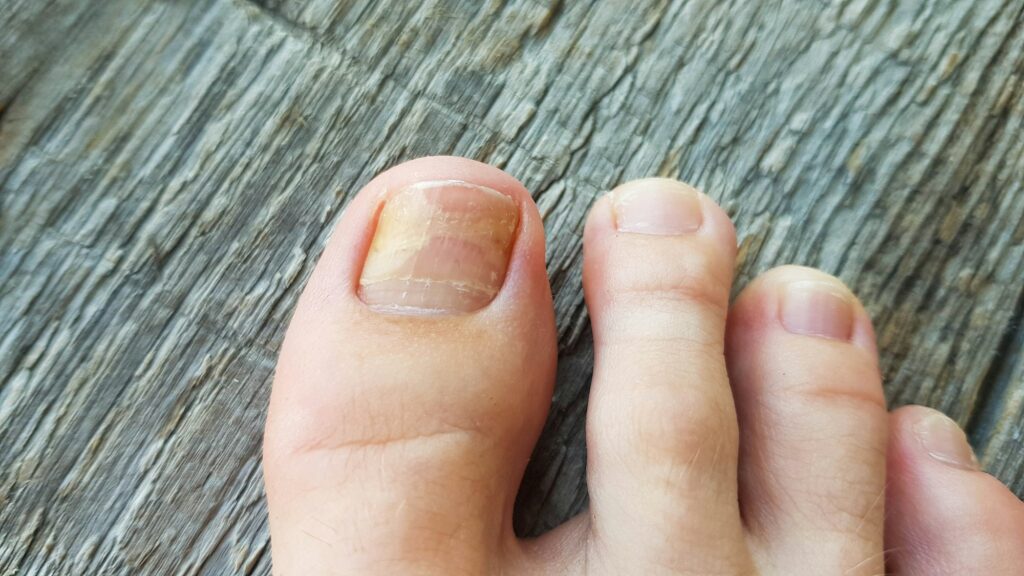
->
[913,411,981,471]
[612,180,703,235]
[358,180,518,314]
[779,281,855,341]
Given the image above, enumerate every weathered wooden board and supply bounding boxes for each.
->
[1,0,1022,573]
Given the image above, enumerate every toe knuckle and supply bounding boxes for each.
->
[598,388,738,470]
[606,245,730,316]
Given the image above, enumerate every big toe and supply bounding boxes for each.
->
[262,157,558,575]
[886,406,1024,575]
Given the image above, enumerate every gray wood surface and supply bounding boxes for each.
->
[2,0,1022,573]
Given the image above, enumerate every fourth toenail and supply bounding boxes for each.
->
[779,281,855,341]
[612,180,703,235]
[914,412,981,471]
[358,180,518,315]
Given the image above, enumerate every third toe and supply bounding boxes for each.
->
[726,266,888,575]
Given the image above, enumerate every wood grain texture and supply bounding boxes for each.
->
[1,0,1022,573]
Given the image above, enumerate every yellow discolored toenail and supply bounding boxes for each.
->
[358,180,518,314]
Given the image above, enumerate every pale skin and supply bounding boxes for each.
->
[263,156,1024,575]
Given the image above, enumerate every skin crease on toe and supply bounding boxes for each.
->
[263,157,1024,576]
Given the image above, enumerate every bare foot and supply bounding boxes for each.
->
[263,156,1024,575]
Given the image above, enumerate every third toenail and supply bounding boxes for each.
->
[358,180,518,314]
[779,281,854,341]
[612,180,703,235]
[914,411,981,471]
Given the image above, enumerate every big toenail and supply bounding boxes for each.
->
[612,180,703,235]
[913,411,981,471]
[779,281,854,341]
[358,180,518,314]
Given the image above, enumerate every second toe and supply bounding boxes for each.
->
[580,178,754,574]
